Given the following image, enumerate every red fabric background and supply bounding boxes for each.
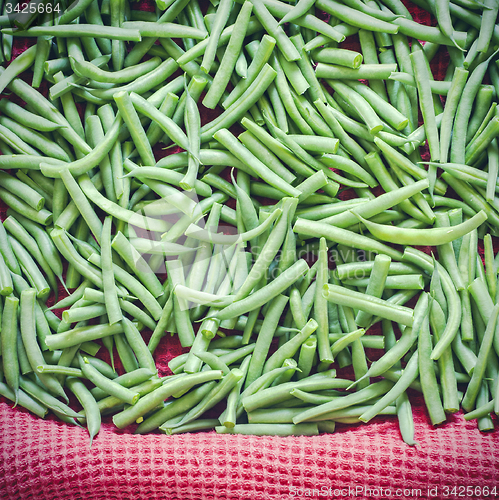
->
[1,2,499,499]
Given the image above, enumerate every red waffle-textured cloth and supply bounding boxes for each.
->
[1,2,499,499]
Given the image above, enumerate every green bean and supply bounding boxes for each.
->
[13,172,52,212]
[468,277,494,325]
[242,370,336,408]
[266,321,317,376]
[120,21,206,40]
[84,116,115,201]
[165,259,195,347]
[323,179,429,229]
[241,200,296,292]
[193,351,230,375]
[315,0,398,32]
[430,262,462,360]
[316,62,397,80]
[393,13,467,46]
[114,91,155,166]
[297,201,365,223]
[359,351,419,423]
[3,24,139,40]
[374,137,447,196]
[463,399,494,421]
[323,284,414,326]
[94,106,122,200]
[0,224,18,278]
[200,0,234,73]
[65,376,100,446]
[98,216,121,326]
[44,322,124,351]
[113,369,223,428]
[450,51,498,164]
[241,294,288,387]
[112,332,138,372]
[79,174,170,233]
[0,118,44,156]
[131,92,196,156]
[44,57,70,75]
[345,80,409,131]
[462,303,499,412]
[468,102,497,147]
[432,161,498,192]
[117,319,154,373]
[292,379,394,423]
[0,380,48,419]
[216,423,318,436]
[59,170,103,245]
[0,170,46,211]
[78,354,138,406]
[88,252,163,321]
[0,250,12,296]
[240,117,313,178]
[475,0,499,53]
[222,35,276,109]
[83,57,178,101]
[465,114,499,165]
[144,92,179,149]
[41,114,121,179]
[9,237,50,300]
[356,210,487,246]
[417,304,446,425]
[203,1,253,109]
[294,218,404,261]
[312,47,362,70]
[19,289,65,396]
[430,298,460,411]
[20,376,78,421]
[50,229,103,291]
[266,55,312,135]
[238,139,294,190]
[4,72,91,155]
[354,254,391,327]
[361,294,428,388]
[178,87,201,191]
[185,207,281,246]
[394,392,417,446]
[92,376,161,417]
[319,154,377,188]
[327,80,384,134]
[262,0,345,42]
[1,295,19,399]
[89,368,154,400]
[389,72,453,95]
[212,259,308,323]
[201,64,277,141]
[110,232,163,299]
[330,334,383,350]
[62,304,106,324]
[466,86,494,145]
[331,329,365,360]
[0,44,35,95]
[4,215,60,289]
[441,173,499,230]
[136,381,215,434]
[410,49,440,162]
[0,100,61,133]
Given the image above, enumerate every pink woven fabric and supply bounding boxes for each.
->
[1,390,498,500]
[1,2,499,499]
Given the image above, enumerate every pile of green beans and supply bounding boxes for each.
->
[0,0,498,445]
